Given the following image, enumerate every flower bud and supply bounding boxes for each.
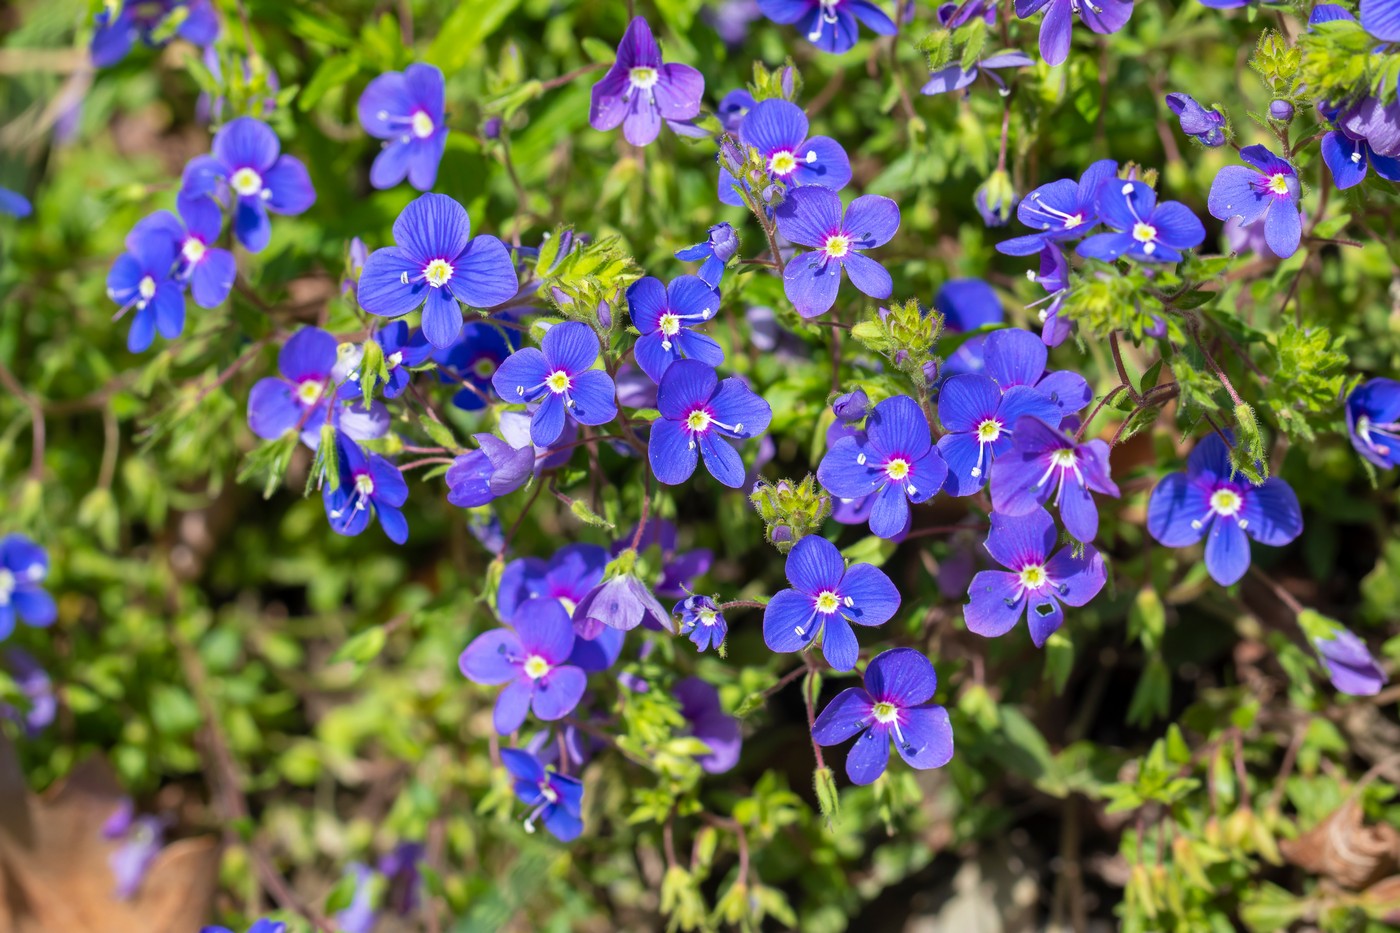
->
[1269,99,1294,122]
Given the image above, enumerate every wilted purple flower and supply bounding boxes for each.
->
[997,159,1117,256]
[1146,433,1303,586]
[322,437,410,545]
[1015,0,1133,66]
[650,361,773,488]
[574,571,672,637]
[718,98,852,207]
[675,677,742,772]
[615,520,712,599]
[0,534,55,640]
[975,172,1018,227]
[446,434,535,508]
[1208,145,1303,259]
[247,327,389,448]
[3,649,55,735]
[1077,180,1205,263]
[1313,627,1388,695]
[1165,93,1226,147]
[675,222,740,286]
[590,17,704,147]
[1346,377,1400,469]
[776,186,900,318]
[103,800,165,899]
[812,647,953,784]
[459,599,586,734]
[922,50,1033,97]
[627,275,723,383]
[676,595,727,653]
[818,395,948,538]
[91,0,218,67]
[501,748,584,842]
[965,508,1106,645]
[762,534,899,671]
[757,0,896,54]
[499,544,608,623]
[358,64,449,191]
[493,322,618,446]
[181,117,315,253]
[1338,96,1400,158]
[357,194,518,348]
[990,416,1119,542]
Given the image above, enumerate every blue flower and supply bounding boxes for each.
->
[676,595,727,653]
[322,436,410,545]
[180,117,315,253]
[818,395,948,539]
[0,188,31,218]
[498,544,609,624]
[935,374,1062,497]
[674,222,739,286]
[1031,246,1072,347]
[500,747,585,842]
[979,327,1092,415]
[358,64,449,191]
[357,193,519,349]
[574,571,672,636]
[459,599,586,734]
[1208,144,1304,259]
[937,278,1005,376]
[201,920,287,933]
[1313,627,1389,696]
[757,0,897,54]
[1077,180,1206,263]
[627,275,724,383]
[997,159,1117,256]
[675,676,742,772]
[0,535,55,642]
[965,508,1107,646]
[718,98,852,207]
[990,416,1120,542]
[1347,377,1400,469]
[247,327,389,449]
[589,17,704,147]
[435,321,523,411]
[1165,93,1227,147]
[337,321,434,401]
[775,186,900,318]
[1321,123,1400,190]
[812,647,953,784]
[762,534,900,671]
[1015,0,1133,66]
[1146,433,1303,586]
[492,322,618,447]
[106,214,186,353]
[648,360,773,488]
[922,50,1033,97]
[92,0,219,67]
[446,433,535,508]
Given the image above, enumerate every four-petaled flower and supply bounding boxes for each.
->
[181,116,316,252]
[1014,0,1133,66]
[446,433,535,509]
[1165,93,1227,147]
[1208,144,1304,259]
[775,186,900,318]
[818,395,949,538]
[0,534,56,641]
[964,507,1107,646]
[501,748,585,842]
[996,160,1118,256]
[811,647,954,785]
[589,17,704,147]
[936,374,1062,496]
[322,436,410,545]
[1346,377,1400,469]
[1077,180,1206,263]
[1146,433,1303,586]
[358,64,449,191]
[757,0,897,54]
[106,215,186,353]
[719,98,852,207]
[627,275,725,383]
[459,598,587,734]
[357,193,519,348]
[649,360,773,488]
[762,534,900,671]
[499,544,609,624]
[92,0,219,67]
[492,322,619,447]
[247,327,389,449]
[990,416,1120,542]
[676,594,728,653]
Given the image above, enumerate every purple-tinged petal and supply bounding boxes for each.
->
[868,482,911,538]
[844,722,891,784]
[1209,166,1270,226]
[1038,0,1073,66]
[984,328,1047,390]
[1241,478,1302,546]
[657,358,719,418]
[459,628,523,684]
[843,194,901,248]
[895,705,954,769]
[514,598,577,663]
[263,156,315,215]
[839,563,900,625]
[420,285,463,349]
[1263,201,1302,259]
[542,321,601,374]
[247,379,300,439]
[812,687,876,745]
[190,247,236,308]
[785,533,846,593]
[565,370,617,426]
[983,507,1054,570]
[533,666,586,720]
[790,135,853,190]
[214,116,279,172]
[774,186,844,248]
[1361,0,1400,40]
[818,436,883,498]
[531,393,567,447]
[739,98,808,154]
[938,373,1001,432]
[492,347,549,404]
[494,679,533,734]
[698,431,746,487]
[1024,596,1065,646]
[964,570,1026,637]
[1045,543,1106,606]
[864,647,937,706]
[394,192,471,266]
[358,247,426,319]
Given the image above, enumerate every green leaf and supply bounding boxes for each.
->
[427,0,526,74]
[333,626,388,666]
[299,55,361,112]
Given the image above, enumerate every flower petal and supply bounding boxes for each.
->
[785,534,845,593]
[843,194,901,248]
[393,193,471,266]
[459,628,523,685]
[763,587,819,653]
[358,247,426,318]
[782,251,844,318]
[1045,543,1106,606]
[811,688,876,745]
[820,615,860,671]
[1146,472,1210,546]
[867,482,911,538]
[964,570,1026,638]
[1241,478,1302,546]
[774,186,843,248]
[1205,516,1251,585]
[452,235,518,309]
[657,358,718,419]
[865,647,937,706]
[698,431,746,488]
[938,373,1001,432]
[740,98,808,155]
[649,417,699,485]
[567,370,618,426]
[895,705,954,769]
[844,723,891,785]
[214,116,279,172]
[984,328,1047,390]
[983,507,1055,570]
[493,679,533,734]
[842,252,893,300]
[839,563,900,626]
[533,666,586,720]
[542,321,601,374]
[791,135,852,191]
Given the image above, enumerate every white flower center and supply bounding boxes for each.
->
[182,237,206,264]
[823,234,851,259]
[411,111,435,139]
[768,150,798,177]
[1209,488,1243,517]
[523,655,551,680]
[885,458,910,481]
[387,351,404,369]
[698,608,718,626]
[545,370,571,394]
[1267,173,1290,196]
[297,381,324,405]
[1062,213,1084,229]
[0,568,14,606]
[659,312,681,337]
[815,590,840,614]
[976,419,1002,443]
[1051,448,1076,468]
[629,66,659,90]
[138,275,157,301]
[355,473,374,497]
[1018,564,1048,589]
[424,259,454,288]
[1132,222,1157,244]
[687,409,712,432]
[872,701,898,723]
[230,167,263,197]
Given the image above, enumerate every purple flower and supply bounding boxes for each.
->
[0,188,31,218]
[1015,0,1133,66]
[247,327,389,449]
[757,0,897,54]
[1362,0,1400,39]
[589,17,704,147]
[775,186,900,318]
[91,0,219,67]
[501,748,585,842]
[936,375,1062,497]
[811,647,954,785]
[817,395,948,538]
[1321,126,1400,191]
[459,599,586,734]
[937,278,1006,376]
[1077,180,1205,263]
[762,534,900,671]
[675,222,740,286]
[574,572,671,636]
[922,50,1033,97]
[1165,93,1226,147]
[435,321,522,411]
[106,214,185,353]
[965,508,1107,646]
[1032,246,1073,347]
[627,275,724,383]
[201,922,286,933]
[990,416,1119,542]
[649,360,773,488]
[615,520,713,599]
[980,327,1092,414]
[379,842,425,915]
[1347,377,1400,469]
[0,534,55,640]
[718,99,852,207]
[492,322,618,446]
[358,64,449,191]
[322,437,410,545]
[3,649,55,735]
[675,677,742,773]
[357,194,518,349]
[337,321,433,401]
[1270,99,1295,121]
[1338,97,1400,158]
[446,434,535,508]
[676,595,727,652]
[1313,628,1388,696]
[181,117,315,253]
[997,159,1118,256]
[499,544,608,623]
[716,88,756,134]
[1146,433,1303,586]
[102,800,164,899]
[334,863,377,933]
[1207,145,1303,260]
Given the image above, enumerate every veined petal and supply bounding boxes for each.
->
[657,358,719,418]
[1045,543,1106,606]
[774,186,844,248]
[785,534,846,593]
[840,563,900,626]
[763,587,820,653]
[938,373,1001,432]
[393,193,471,266]
[1205,516,1251,586]
[740,98,808,154]
[811,688,876,745]
[565,370,618,426]
[820,614,860,671]
[783,251,844,318]
[865,647,938,706]
[844,723,891,785]
[984,328,1047,390]
[451,235,518,309]
[843,194,901,248]
[1146,472,1210,546]
[843,252,893,300]
[895,705,954,769]
[649,417,700,485]
[983,507,1055,570]
[964,570,1026,637]
[459,628,523,684]
[542,321,601,374]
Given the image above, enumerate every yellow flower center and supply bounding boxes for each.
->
[629,66,659,90]
[768,150,798,176]
[1267,173,1290,196]
[297,381,324,405]
[687,409,712,432]
[823,234,851,259]
[1132,222,1157,243]
[424,259,453,287]
[885,458,910,481]
[872,701,898,723]
[1018,564,1048,589]
[411,111,435,139]
[1051,448,1076,468]
[1210,488,1243,517]
[182,238,206,264]
[659,312,681,337]
[698,609,718,626]
[976,419,1002,443]
[559,597,577,616]
[230,167,263,197]
[138,275,156,301]
[815,590,840,614]
[355,474,374,496]
[472,358,496,379]
[523,655,551,680]
[545,370,571,394]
